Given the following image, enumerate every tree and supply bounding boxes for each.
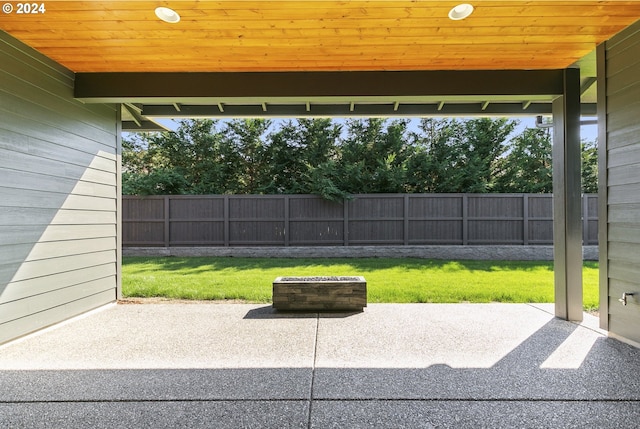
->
[455,118,517,192]
[122,119,238,195]
[123,167,190,195]
[494,128,598,194]
[405,118,464,192]
[405,118,516,193]
[121,126,191,195]
[263,118,342,197]
[337,118,410,193]
[221,119,272,193]
[581,140,598,193]
[494,128,553,193]
[121,117,587,198]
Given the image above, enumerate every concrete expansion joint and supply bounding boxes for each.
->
[307,398,640,403]
[307,313,320,429]
[5,397,638,406]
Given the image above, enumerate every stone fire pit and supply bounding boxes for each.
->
[272,276,367,312]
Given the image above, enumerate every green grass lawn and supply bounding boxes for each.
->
[122,257,600,311]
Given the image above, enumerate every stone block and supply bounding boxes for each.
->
[272,276,367,312]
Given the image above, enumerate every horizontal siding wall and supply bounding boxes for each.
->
[123,194,598,248]
[605,21,640,344]
[0,31,118,344]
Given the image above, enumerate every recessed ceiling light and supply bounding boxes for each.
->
[155,7,180,23]
[448,3,474,20]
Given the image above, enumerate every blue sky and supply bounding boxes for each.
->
[518,116,598,142]
[153,116,598,142]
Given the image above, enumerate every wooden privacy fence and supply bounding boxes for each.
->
[122,194,599,247]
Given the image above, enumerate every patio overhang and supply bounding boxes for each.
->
[4,1,635,122]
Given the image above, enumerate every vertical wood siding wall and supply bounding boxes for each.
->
[604,22,640,344]
[0,33,118,344]
[123,194,598,247]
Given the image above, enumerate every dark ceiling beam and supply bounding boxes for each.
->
[75,70,566,102]
[121,120,170,132]
[142,102,597,118]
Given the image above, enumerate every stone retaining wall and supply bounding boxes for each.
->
[124,245,599,261]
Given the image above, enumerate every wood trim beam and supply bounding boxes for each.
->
[122,104,142,127]
[580,76,597,95]
[75,70,566,102]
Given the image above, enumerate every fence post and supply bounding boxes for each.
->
[583,194,589,245]
[224,195,230,247]
[462,194,468,245]
[284,195,290,246]
[343,198,349,246]
[164,195,170,247]
[404,194,410,245]
[523,194,529,245]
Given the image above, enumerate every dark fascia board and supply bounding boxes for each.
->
[75,70,566,102]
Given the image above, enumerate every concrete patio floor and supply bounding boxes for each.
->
[0,303,639,428]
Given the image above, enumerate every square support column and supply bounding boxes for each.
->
[596,43,609,330]
[553,68,583,322]
[116,105,123,300]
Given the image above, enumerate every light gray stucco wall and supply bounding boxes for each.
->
[0,32,119,344]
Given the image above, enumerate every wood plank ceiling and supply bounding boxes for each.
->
[2,1,640,73]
